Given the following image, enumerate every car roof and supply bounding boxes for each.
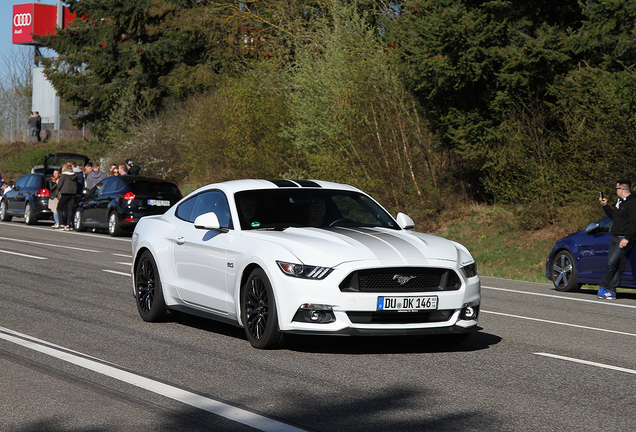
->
[111,175,176,184]
[191,179,363,195]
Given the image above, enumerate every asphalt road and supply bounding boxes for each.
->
[0,220,634,432]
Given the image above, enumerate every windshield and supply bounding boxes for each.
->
[234,189,399,230]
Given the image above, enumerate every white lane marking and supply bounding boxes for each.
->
[535,353,636,375]
[0,236,101,253]
[482,310,636,338]
[0,222,132,242]
[102,270,130,276]
[482,285,636,309]
[114,262,132,266]
[0,327,307,432]
[0,249,47,260]
[112,253,132,258]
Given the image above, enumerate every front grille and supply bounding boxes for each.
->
[347,310,454,324]
[339,267,461,293]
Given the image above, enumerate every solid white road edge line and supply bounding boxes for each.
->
[0,326,307,432]
[0,249,47,260]
[535,353,636,375]
[482,285,636,309]
[482,310,636,337]
[102,270,130,277]
[0,236,101,253]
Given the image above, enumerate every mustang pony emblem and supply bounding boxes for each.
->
[393,274,416,285]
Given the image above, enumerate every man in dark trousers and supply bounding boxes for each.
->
[34,111,42,142]
[27,112,37,142]
[598,179,636,299]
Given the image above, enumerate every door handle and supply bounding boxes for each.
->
[175,236,185,245]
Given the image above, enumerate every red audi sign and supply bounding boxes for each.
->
[12,3,72,46]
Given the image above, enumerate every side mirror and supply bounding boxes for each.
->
[194,212,226,231]
[585,222,600,234]
[396,212,415,230]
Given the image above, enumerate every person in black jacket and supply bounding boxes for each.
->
[56,162,79,231]
[598,179,636,299]
[126,159,140,175]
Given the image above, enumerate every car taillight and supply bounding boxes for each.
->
[123,192,136,202]
[36,188,50,197]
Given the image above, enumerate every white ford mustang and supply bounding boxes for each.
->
[131,179,481,348]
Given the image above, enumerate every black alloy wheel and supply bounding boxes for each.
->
[135,250,167,321]
[551,250,580,292]
[241,268,283,349]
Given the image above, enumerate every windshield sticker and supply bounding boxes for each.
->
[251,221,261,228]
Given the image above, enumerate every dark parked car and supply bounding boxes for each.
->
[0,173,53,224]
[545,216,636,291]
[74,175,182,236]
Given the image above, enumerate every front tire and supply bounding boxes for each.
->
[108,211,123,236]
[241,268,283,349]
[74,208,86,232]
[0,200,11,222]
[551,250,580,292]
[135,250,167,321]
[24,202,35,225]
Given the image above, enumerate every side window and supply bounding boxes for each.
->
[92,181,106,196]
[191,190,232,228]
[176,196,196,221]
[176,190,232,228]
[101,178,119,194]
[14,176,29,188]
[26,175,41,188]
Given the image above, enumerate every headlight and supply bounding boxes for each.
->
[461,262,477,278]
[276,261,333,279]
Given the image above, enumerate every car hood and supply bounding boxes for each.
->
[242,227,464,267]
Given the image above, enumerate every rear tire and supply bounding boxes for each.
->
[241,268,283,349]
[108,211,123,236]
[74,208,86,232]
[135,250,167,322]
[0,200,12,222]
[24,202,35,225]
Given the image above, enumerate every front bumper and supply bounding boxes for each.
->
[267,260,482,335]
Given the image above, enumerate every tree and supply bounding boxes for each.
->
[38,0,233,138]
[386,0,581,158]
[0,46,34,139]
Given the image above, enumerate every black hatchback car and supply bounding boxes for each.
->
[0,173,53,224]
[74,175,182,236]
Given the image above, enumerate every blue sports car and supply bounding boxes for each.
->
[546,216,636,291]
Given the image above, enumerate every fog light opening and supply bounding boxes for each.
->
[293,303,336,324]
[460,304,479,321]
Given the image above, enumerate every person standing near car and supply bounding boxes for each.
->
[27,112,38,142]
[598,179,636,299]
[56,163,78,231]
[48,169,61,229]
[126,159,140,175]
[86,162,107,190]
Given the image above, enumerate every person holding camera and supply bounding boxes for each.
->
[598,179,636,299]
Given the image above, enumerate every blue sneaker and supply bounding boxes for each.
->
[597,287,616,300]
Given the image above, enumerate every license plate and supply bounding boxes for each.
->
[148,199,170,206]
[377,296,438,311]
